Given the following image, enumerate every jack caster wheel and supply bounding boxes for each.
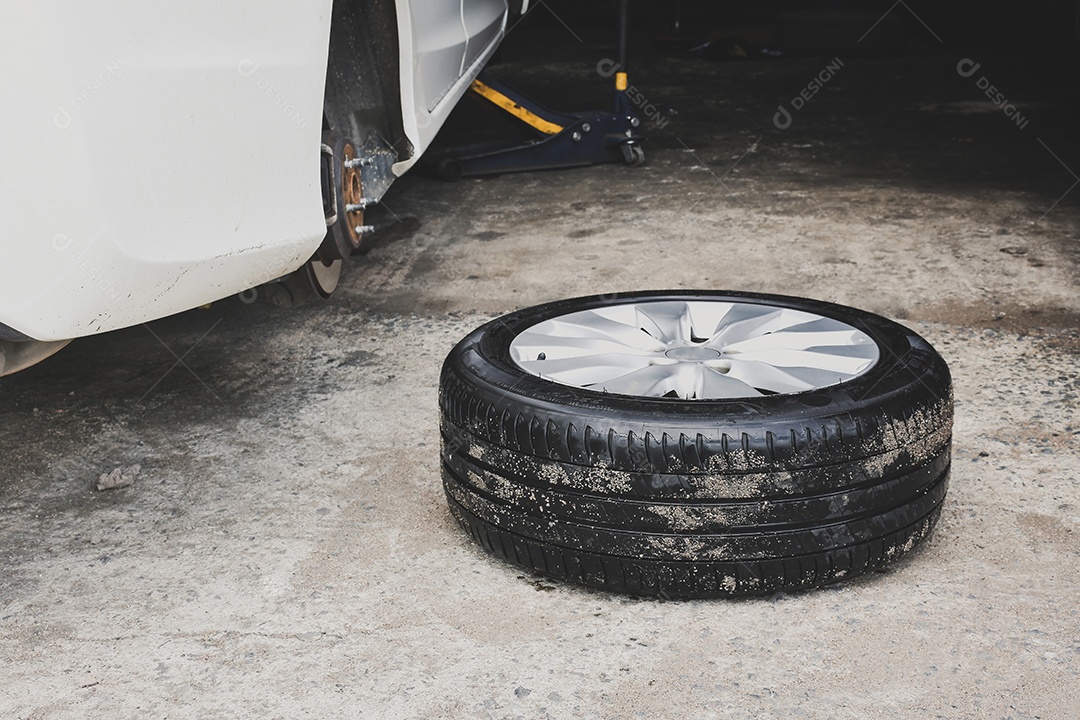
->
[622,143,645,166]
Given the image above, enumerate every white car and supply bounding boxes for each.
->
[0,0,521,375]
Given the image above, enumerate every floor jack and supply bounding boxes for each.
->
[433,0,645,179]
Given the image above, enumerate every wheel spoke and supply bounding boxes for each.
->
[511,330,657,361]
[722,358,844,394]
[799,343,879,359]
[517,352,656,386]
[705,307,806,347]
[698,366,764,398]
[727,348,874,374]
[589,363,679,396]
[722,329,868,353]
[685,301,735,340]
[543,312,667,352]
[634,301,692,344]
[670,364,702,399]
[772,317,853,333]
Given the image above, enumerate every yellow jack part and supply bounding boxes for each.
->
[470,79,565,135]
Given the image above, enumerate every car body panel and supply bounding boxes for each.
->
[394,0,507,175]
[407,0,469,113]
[0,1,333,341]
[0,0,508,345]
[462,0,509,71]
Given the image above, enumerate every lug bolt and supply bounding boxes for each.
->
[345,199,377,212]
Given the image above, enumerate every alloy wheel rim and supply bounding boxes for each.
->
[509,299,880,399]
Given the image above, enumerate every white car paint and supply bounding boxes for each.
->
[404,0,469,113]
[0,0,508,350]
[0,1,333,342]
[463,0,510,72]
[393,0,507,176]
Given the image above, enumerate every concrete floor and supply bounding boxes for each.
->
[3,10,1080,720]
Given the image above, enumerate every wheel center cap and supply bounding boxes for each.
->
[664,346,722,362]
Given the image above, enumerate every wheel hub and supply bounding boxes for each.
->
[664,346,722,362]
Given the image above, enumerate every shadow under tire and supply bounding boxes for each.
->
[439,290,953,599]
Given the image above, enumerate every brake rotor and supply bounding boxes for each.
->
[304,257,342,299]
[320,132,366,262]
[339,141,365,251]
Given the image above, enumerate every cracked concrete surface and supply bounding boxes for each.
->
[2,8,1079,719]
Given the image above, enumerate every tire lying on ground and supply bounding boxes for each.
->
[440,291,952,599]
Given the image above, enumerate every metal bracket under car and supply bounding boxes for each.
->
[429,0,645,178]
[0,339,71,377]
